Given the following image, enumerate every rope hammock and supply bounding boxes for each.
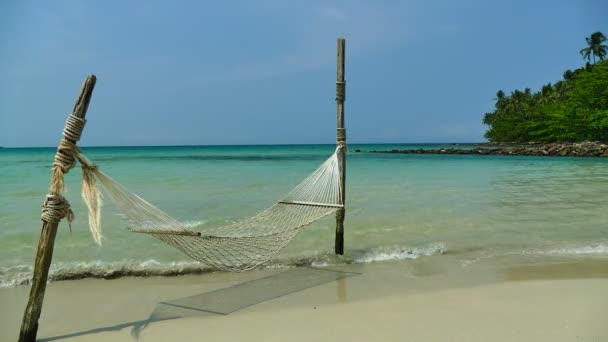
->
[47,114,346,271]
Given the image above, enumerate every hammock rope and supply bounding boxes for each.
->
[73,143,344,271]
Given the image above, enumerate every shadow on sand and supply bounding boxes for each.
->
[39,267,360,341]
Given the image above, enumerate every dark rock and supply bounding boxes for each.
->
[363,141,608,157]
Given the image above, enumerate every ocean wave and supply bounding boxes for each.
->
[0,260,212,288]
[457,243,608,267]
[352,243,447,263]
[4,242,607,288]
[0,243,447,288]
[543,243,608,255]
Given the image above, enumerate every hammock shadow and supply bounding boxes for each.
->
[40,267,360,341]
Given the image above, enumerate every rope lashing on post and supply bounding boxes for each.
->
[337,128,347,150]
[44,113,89,237]
[335,207,345,221]
[336,80,346,151]
[336,81,346,102]
[41,194,74,228]
[337,128,346,142]
[51,114,86,193]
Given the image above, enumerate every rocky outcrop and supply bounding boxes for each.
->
[358,142,608,157]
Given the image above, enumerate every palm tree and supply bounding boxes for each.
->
[494,90,506,110]
[538,83,555,105]
[553,81,567,98]
[505,90,529,120]
[495,90,505,101]
[580,31,607,64]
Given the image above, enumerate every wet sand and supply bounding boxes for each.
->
[2,255,607,341]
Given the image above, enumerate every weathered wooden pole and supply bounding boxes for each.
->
[335,39,346,255]
[19,75,96,342]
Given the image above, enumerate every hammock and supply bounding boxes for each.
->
[74,146,344,271]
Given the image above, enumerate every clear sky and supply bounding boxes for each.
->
[1,0,606,147]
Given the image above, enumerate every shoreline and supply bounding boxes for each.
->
[2,255,608,341]
[357,141,608,157]
[4,241,607,289]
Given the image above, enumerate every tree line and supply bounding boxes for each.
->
[483,32,608,143]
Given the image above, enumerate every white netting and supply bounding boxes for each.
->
[75,148,343,271]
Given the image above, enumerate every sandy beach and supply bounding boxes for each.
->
[2,254,607,341]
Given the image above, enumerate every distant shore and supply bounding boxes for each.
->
[356,141,608,157]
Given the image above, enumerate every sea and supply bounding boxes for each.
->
[1,144,608,287]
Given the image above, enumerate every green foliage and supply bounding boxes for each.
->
[483,48,608,143]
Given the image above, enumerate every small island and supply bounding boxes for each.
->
[365,32,608,157]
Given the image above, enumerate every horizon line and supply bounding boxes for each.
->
[0,141,487,149]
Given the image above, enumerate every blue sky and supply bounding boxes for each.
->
[1,0,606,147]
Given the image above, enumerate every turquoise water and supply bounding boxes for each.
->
[1,144,608,286]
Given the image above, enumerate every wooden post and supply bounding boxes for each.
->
[335,39,346,255]
[19,75,96,342]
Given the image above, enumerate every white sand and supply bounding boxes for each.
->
[2,258,608,341]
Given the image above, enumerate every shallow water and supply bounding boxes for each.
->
[1,144,608,286]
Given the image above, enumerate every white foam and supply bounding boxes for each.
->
[544,243,608,255]
[0,242,449,288]
[457,243,608,268]
[0,259,209,288]
[353,243,446,264]
[311,261,330,267]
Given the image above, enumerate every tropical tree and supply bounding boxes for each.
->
[482,59,608,143]
[483,32,608,143]
[580,31,607,64]
[494,90,506,110]
[538,83,554,105]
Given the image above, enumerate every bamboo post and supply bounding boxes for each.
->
[335,39,346,254]
[19,75,97,342]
